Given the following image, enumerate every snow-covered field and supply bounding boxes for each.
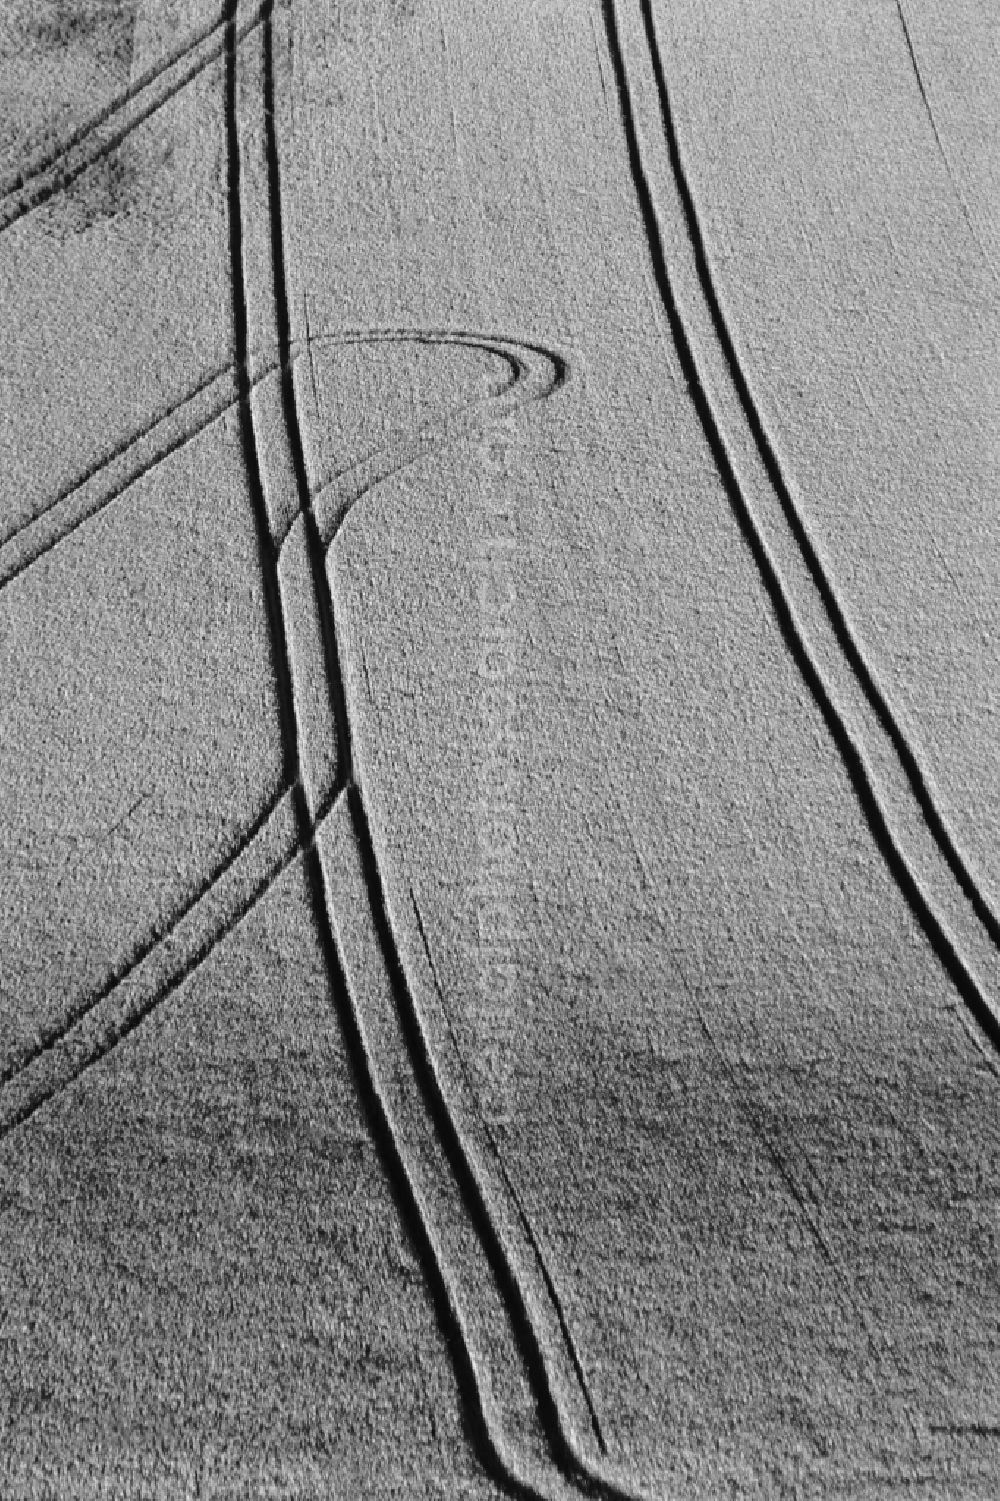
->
[1,1,998,1495]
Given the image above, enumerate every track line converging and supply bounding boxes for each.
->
[230,11,637,1498]
[0,331,562,600]
[1,12,613,1499]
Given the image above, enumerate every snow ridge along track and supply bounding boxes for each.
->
[601,0,1000,1058]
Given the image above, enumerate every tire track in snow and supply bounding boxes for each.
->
[0,42,582,1501]
[314,789,555,1501]
[253,8,620,1495]
[310,328,567,550]
[330,740,649,1501]
[225,0,304,823]
[1,9,637,1497]
[409,888,610,1459]
[0,343,316,598]
[601,0,1000,1054]
[0,0,302,1147]
[328,780,664,1501]
[0,363,231,553]
[0,329,559,598]
[258,6,352,816]
[0,364,237,594]
[0,0,270,235]
[893,0,993,276]
[3,4,995,1491]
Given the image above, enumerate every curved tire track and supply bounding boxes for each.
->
[5,5,997,1496]
[1,33,573,1480]
[601,0,1000,1054]
[228,5,614,1496]
[332,786,649,1501]
[0,336,561,1144]
[638,0,1000,972]
[309,327,566,549]
[321,788,609,1501]
[241,7,628,1497]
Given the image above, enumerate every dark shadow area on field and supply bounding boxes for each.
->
[0,855,506,1499]
[0,0,138,185]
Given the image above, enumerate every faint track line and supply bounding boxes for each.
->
[894,0,993,276]
[601,0,1000,1055]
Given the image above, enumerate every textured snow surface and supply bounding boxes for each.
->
[1,0,998,1495]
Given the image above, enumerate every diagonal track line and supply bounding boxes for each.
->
[0,0,270,235]
[1,5,229,201]
[1,15,626,1498]
[0,791,299,1141]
